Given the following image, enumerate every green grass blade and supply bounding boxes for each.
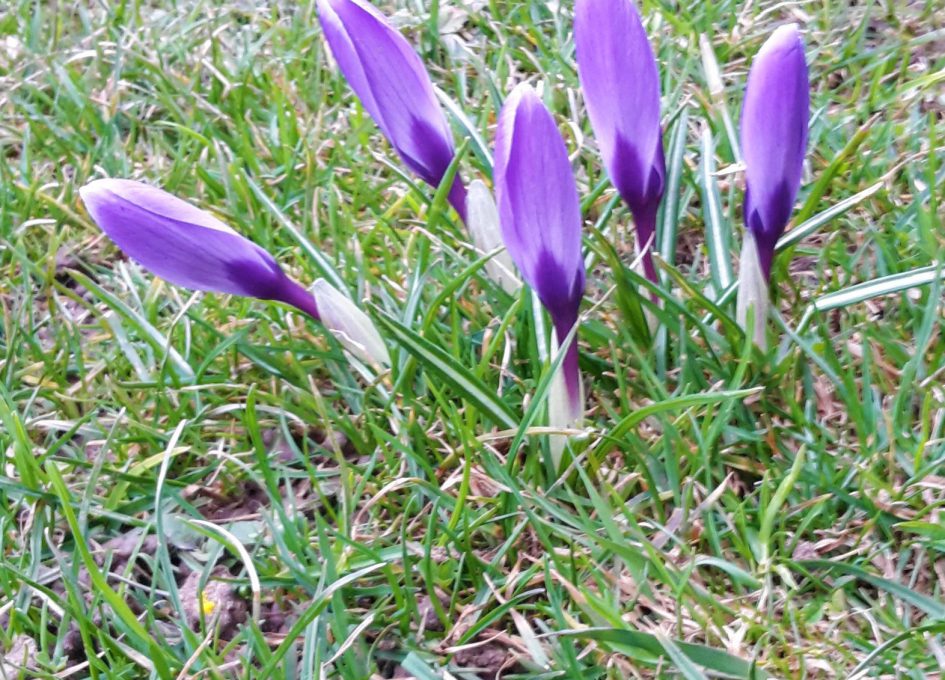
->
[699,124,734,293]
[374,311,518,430]
[556,627,765,678]
[776,181,883,251]
[796,560,945,619]
[812,264,945,311]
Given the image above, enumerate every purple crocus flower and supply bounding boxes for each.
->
[740,23,809,279]
[318,0,466,221]
[574,0,664,284]
[494,84,585,440]
[736,24,808,347]
[79,179,319,319]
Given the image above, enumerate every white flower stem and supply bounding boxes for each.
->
[547,325,583,470]
[736,232,769,350]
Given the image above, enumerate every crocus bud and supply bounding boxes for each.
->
[494,84,585,460]
[737,24,808,347]
[740,24,809,278]
[312,278,390,368]
[79,179,319,319]
[466,180,521,295]
[318,0,466,221]
[575,0,664,284]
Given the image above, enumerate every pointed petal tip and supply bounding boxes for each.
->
[761,23,804,56]
[505,82,538,110]
[79,177,125,204]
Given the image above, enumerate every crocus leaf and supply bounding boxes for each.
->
[699,125,734,293]
[592,388,762,459]
[795,560,945,619]
[374,312,518,430]
[45,461,176,678]
[812,264,945,311]
[68,269,196,382]
[776,181,883,252]
[553,627,767,678]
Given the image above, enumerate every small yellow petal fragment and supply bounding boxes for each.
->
[200,593,216,617]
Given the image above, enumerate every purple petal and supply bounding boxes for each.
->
[740,23,809,262]
[79,179,319,318]
[318,0,463,213]
[317,0,383,125]
[494,84,585,324]
[574,0,664,218]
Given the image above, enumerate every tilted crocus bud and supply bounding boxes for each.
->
[574,0,664,285]
[318,0,466,221]
[737,24,809,347]
[494,84,585,460]
[312,279,390,368]
[79,179,319,319]
[466,180,521,295]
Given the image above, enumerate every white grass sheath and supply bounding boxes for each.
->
[736,232,769,350]
[312,279,391,367]
[547,334,584,469]
[466,180,521,295]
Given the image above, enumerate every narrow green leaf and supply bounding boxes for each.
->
[655,632,710,680]
[374,312,518,430]
[0,385,42,492]
[659,107,690,268]
[400,652,446,680]
[796,560,945,619]
[556,627,766,678]
[895,520,945,542]
[67,270,194,381]
[436,86,493,171]
[812,264,945,311]
[45,462,175,678]
[793,113,880,225]
[257,562,385,676]
[758,446,806,569]
[592,389,761,459]
[776,181,882,251]
[699,125,734,292]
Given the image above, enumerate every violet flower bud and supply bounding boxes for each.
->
[494,84,585,457]
[575,0,665,284]
[740,23,809,279]
[318,0,466,221]
[737,25,809,347]
[79,179,319,319]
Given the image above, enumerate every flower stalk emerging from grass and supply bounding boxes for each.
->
[737,24,809,348]
[494,84,585,464]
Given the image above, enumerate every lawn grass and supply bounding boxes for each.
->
[1,0,944,677]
